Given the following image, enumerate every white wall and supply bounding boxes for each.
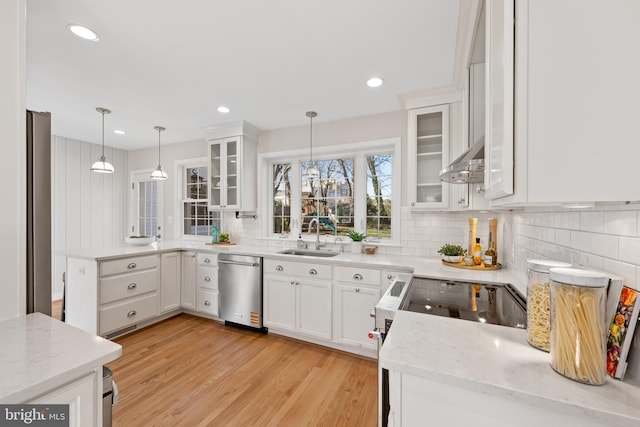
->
[0,0,26,320]
[52,136,128,299]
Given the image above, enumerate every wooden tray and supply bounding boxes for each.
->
[205,242,236,246]
[441,260,502,270]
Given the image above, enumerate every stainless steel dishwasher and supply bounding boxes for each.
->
[218,253,265,331]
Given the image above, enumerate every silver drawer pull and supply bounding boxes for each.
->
[204,258,211,263]
[309,268,318,275]
[276,265,284,271]
[127,283,137,290]
[353,273,363,280]
[204,300,211,306]
[290,280,295,285]
[127,263,137,269]
[127,310,137,317]
[387,274,393,280]
[204,276,211,282]
[355,288,360,293]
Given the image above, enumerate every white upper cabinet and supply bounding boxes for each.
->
[486,0,640,205]
[407,104,450,209]
[205,121,259,211]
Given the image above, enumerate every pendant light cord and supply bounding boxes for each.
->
[101,111,105,157]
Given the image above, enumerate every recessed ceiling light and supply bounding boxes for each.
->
[217,106,230,113]
[67,24,99,41]
[366,77,384,88]
[113,130,126,135]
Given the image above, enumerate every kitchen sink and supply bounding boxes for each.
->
[278,249,340,257]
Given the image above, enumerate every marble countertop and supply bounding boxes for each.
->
[64,241,528,294]
[380,311,640,424]
[0,313,122,403]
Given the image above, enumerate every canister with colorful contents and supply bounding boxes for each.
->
[549,268,609,385]
[526,259,571,352]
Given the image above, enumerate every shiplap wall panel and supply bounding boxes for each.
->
[52,136,128,301]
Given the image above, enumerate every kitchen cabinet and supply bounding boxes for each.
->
[485,0,640,205]
[407,105,450,209]
[181,251,197,310]
[333,266,381,351]
[34,373,97,427]
[160,252,181,313]
[196,253,219,316]
[205,121,259,211]
[263,259,332,340]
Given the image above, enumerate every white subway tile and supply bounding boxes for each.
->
[556,229,571,247]
[619,236,640,265]
[579,211,604,233]
[589,233,618,258]
[602,259,637,284]
[570,231,590,252]
[603,211,637,237]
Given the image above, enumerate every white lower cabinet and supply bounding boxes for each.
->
[333,283,380,350]
[34,372,97,427]
[181,252,197,310]
[195,253,219,316]
[263,259,332,340]
[160,252,181,313]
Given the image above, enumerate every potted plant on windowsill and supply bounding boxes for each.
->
[347,230,367,254]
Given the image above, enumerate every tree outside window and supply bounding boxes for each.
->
[366,154,392,238]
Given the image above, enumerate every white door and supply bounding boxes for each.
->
[130,171,164,239]
[263,275,296,331]
[334,284,380,349]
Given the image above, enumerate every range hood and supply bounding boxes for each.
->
[439,137,484,184]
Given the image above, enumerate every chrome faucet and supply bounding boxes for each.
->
[308,218,324,250]
[334,236,344,253]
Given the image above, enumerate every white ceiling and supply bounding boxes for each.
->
[26,0,460,150]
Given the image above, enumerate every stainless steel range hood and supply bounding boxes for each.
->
[439,137,484,184]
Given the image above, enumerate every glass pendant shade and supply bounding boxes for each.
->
[92,107,114,174]
[303,111,319,179]
[150,126,168,180]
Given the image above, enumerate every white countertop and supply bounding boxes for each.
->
[0,313,122,403]
[64,240,528,294]
[380,311,640,424]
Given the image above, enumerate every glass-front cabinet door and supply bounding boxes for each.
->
[407,105,449,209]
[209,137,241,209]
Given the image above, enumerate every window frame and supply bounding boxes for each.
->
[258,138,401,244]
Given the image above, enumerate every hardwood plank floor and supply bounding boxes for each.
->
[107,314,378,427]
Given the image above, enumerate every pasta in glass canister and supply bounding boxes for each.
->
[549,268,609,385]
[526,260,572,352]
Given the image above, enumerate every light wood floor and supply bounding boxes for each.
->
[52,299,62,320]
[106,314,378,427]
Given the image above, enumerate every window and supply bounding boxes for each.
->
[181,163,221,239]
[263,138,400,242]
[130,171,163,238]
[301,158,354,236]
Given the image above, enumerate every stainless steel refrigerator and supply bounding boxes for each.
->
[26,110,51,315]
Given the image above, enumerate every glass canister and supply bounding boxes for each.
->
[526,259,572,351]
[549,268,609,385]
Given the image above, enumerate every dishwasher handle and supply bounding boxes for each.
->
[218,259,260,268]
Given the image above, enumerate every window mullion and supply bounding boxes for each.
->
[290,161,302,236]
[353,153,367,233]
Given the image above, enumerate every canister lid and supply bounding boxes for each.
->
[526,259,572,273]
[548,267,609,287]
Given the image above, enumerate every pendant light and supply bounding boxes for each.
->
[150,126,168,180]
[303,111,319,179]
[91,107,115,173]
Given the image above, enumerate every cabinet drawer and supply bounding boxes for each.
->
[197,253,217,267]
[197,266,219,290]
[264,259,332,280]
[99,293,158,335]
[197,290,219,315]
[99,269,158,304]
[334,265,381,286]
[99,255,159,277]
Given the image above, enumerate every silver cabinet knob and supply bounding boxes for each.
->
[127,263,137,269]
[127,310,137,317]
[204,300,211,306]
[309,268,318,275]
[353,273,363,280]
[127,283,137,290]
[458,197,466,205]
[189,253,196,258]
[295,280,300,286]
[355,288,360,293]
[204,276,211,282]
[276,265,284,271]
[204,258,211,264]
[387,274,393,280]
[411,201,415,206]
[290,280,295,285]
